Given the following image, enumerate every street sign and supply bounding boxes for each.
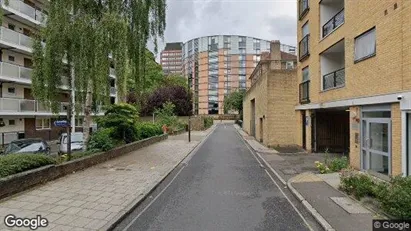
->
[54,120,70,127]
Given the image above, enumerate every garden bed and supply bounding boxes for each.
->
[0,134,167,200]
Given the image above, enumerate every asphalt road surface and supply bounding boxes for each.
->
[116,124,313,231]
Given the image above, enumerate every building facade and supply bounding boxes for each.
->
[0,0,117,145]
[160,42,183,75]
[182,35,296,115]
[296,0,411,177]
[243,41,298,147]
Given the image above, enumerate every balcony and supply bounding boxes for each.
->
[109,68,116,78]
[323,68,345,90]
[0,62,32,83]
[320,0,344,38]
[110,87,116,95]
[1,0,47,25]
[299,34,310,61]
[299,80,310,104]
[298,0,309,19]
[323,9,344,38]
[320,39,345,91]
[0,98,67,114]
[0,26,33,53]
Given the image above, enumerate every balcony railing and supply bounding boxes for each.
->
[322,9,345,38]
[2,0,47,24]
[299,0,309,19]
[0,26,33,50]
[323,68,345,90]
[299,34,310,60]
[0,62,32,81]
[299,80,310,104]
[109,68,116,77]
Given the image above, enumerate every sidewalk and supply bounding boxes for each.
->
[0,127,214,231]
[234,125,378,231]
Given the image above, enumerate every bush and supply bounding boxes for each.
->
[329,156,349,172]
[340,168,375,199]
[155,101,185,132]
[376,176,411,218]
[0,154,56,178]
[87,128,116,152]
[97,103,139,143]
[204,117,213,129]
[136,122,162,140]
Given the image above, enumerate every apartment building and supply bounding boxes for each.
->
[160,42,183,75]
[182,35,296,115]
[243,41,297,147]
[296,0,411,177]
[0,0,117,145]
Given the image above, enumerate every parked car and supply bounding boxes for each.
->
[1,138,51,155]
[58,132,84,154]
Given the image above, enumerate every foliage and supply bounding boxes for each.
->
[135,122,163,140]
[339,168,376,199]
[375,176,411,218]
[154,102,185,132]
[159,75,188,89]
[315,155,348,174]
[204,117,214,129]
[0,154,56,178]
[97,103,139,143]
[87,128,117,152]
[224,90,246,114]
[142,85,192,116]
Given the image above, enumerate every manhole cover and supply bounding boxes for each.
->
[280,168,298,175]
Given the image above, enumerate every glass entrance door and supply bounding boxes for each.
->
[361,118,391,175]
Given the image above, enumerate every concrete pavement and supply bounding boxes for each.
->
[0,128,214,231]
[117,124,312,231]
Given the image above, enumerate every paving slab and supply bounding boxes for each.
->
[330,197,371,214]
[0,128,214,231]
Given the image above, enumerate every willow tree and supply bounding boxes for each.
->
[32,0,166,149]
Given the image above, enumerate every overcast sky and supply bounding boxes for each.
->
[149,0,297,60]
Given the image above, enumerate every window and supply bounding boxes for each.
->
[354,27,376,62]
[239,55,245,61]
[8,56,15,62]
[302,66,309,81]
[239,75,246,81]
[239,48,246,54]
[253,55,260,62]
[255,49,261,54]
[286,61,295,70]
[75,118,83,127]
[7,87,16,94]
[36,118,51,130]
[9,120,15,126]
[223,50,228,55]
[8,24,15,30]
[302,22,309,37]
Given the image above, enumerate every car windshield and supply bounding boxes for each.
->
[63,134,83,144]
[5,141,44,154]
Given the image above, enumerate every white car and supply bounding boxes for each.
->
[57,132,84,154]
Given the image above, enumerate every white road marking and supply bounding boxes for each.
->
[236,128,314,231]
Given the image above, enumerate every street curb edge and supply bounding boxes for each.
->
[287,178,335,231]
[104,124,218,231]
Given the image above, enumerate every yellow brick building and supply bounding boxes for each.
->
[296,0,411,178]
[243,41,298,147]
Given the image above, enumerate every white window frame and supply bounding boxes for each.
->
[302,21,309,37]
[36,118,51,130]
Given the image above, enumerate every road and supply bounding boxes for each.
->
[116,124,313,231]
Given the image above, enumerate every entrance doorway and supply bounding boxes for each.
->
[259,118,263,143]
[302,111,306,149]
[361,108,391,176]
[250,99,255,137]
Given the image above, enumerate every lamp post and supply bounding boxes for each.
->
[188,76,191,142]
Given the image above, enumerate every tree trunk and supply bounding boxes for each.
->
[82,79,93,150]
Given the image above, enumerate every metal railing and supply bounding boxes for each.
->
[299,80,310,104]
[0,61,32,81]
[323,68,345,90]
[0,98,73,113]
[2,0,47,24]
[322,9,345,37]
[299,34,310,60]
[110,87,116,95]
[0,26,33,50]
[299,0,309,19]
[109,68,116,77]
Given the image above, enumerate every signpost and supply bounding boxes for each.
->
[54,120,70,127]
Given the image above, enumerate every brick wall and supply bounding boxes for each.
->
[349,106,361,170]
[391,103,402,176]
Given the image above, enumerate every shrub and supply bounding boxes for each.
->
[204,117,214,129]
[376,176,411,218]
[97,103,139,143]
[87,128,116,152]
[315,161,330,174]
[0,154,56,178]
[339,168,375,199]
[136,122,162,140]
[328,156,349,172]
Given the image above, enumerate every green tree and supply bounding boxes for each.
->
[224,90,246,115]
[32,0,166,150]
[160,74,189,89]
